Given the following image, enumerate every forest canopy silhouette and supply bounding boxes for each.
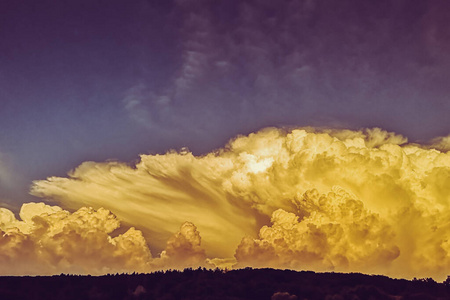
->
[0,268,449,300]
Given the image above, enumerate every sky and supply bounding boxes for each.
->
[0,0,450,278]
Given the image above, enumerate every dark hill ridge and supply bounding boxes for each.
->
[0,268,449,300]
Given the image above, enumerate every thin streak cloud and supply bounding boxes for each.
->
[122,0,450,141]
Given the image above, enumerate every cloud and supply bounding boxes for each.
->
[0,151,24,206]
[123,83,156,130]
[0,202,209,275]
[0,152,13,189]
[429,135,450,152]
[123,1,450,141]
[235,188,400,274]
[0,202,151,275]
[30,152,262,259]
[123,0,218,136]
[271,292,298,300]
[31,127,450,279]
[152,221,208,269]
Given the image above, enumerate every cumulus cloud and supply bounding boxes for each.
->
[31,127,450,279]
[0,202,151,275]
[235,188,399,274]
[30,152,262,258]
[0,202,209,275]
[152,221,208,269]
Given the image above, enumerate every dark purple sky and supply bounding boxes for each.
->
[1,0,449,206]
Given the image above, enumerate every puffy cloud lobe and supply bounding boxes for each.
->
[31,127,450,279]
[153,222,207,269]
[235,188,399,274]
[271,292,298,300]
[429,135,450,152]
[0,203,209,275]
[0,203,152,275]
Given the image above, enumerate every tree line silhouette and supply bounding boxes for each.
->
[0,268,449,299]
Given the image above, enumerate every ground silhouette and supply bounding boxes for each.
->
[0,268,449,299]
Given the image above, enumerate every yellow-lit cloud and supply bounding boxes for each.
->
[0,202,151,275]
[429,134,450,152]
[235,188,400,274]
[0,203,209,275]
[30,151,262,258]
[29,127,450,279]
[152,221,208,269]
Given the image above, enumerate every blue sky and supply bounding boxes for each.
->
[1,0,449,206]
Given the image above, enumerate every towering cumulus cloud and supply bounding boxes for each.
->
[0,203,210,275]
[0,203,151,275]
[30,127,450,279]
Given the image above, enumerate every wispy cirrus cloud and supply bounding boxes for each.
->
[123,1,450,142]
[0,152,13,189]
